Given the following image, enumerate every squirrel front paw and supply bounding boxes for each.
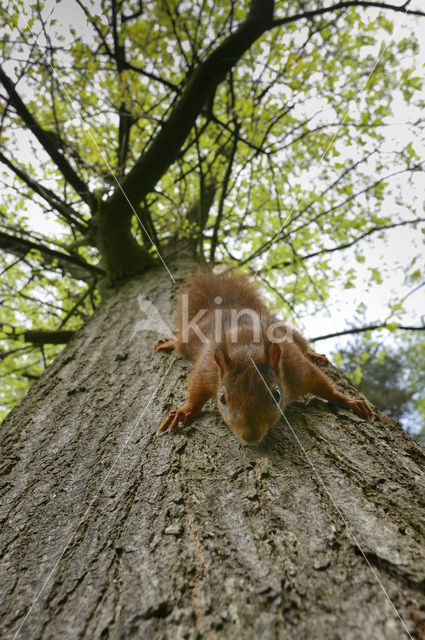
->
[308,351,330,366]
[153,338,175,353]
[157,407,193,433]
[349,398,374,422]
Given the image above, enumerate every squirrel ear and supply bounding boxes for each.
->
[269,342,282,369]
[262,324,282,369]
[214,342,231,372]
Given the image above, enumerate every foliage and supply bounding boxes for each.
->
[335,333,425,443]
[1,0,425,419]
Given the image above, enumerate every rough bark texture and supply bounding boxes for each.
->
[1,262,425,640]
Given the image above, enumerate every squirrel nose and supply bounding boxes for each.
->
[242,432,260,445]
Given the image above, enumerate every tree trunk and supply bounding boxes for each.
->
[1,261,425,640]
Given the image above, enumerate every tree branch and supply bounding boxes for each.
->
[74,0,179,91]
[210,124,238,262]
[0,66,95,210]
[119,60,179,91]
[0,231,104,279]
[311,323,425,342]
[272,1,425,28]
[106,0,425,213]
[1,326,75,345]
[0,151,89,233]
[184,177,217,254]
[122,2,144,24]
[237,164,419,268]
[267,217,425,269]
[107,0,274,211]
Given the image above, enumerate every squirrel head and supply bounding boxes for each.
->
[213,333,285,444]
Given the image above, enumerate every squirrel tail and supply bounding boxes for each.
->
[177,268,266,325]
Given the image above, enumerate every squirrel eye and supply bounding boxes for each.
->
[272,388,281,403]
[219,391,227,406]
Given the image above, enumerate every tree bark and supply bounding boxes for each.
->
[1,261,425,640]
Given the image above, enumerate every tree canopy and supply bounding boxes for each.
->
[335,332,425,442]
[1,0,425,419]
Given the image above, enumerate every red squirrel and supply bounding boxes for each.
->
[155,270,374,444]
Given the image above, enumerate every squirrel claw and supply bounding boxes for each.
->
[154,338,175,353]
[157,408,192,434]
[308,351,330,366]
[351,398,374,422]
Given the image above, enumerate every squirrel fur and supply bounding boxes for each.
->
[155,269,374,444]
